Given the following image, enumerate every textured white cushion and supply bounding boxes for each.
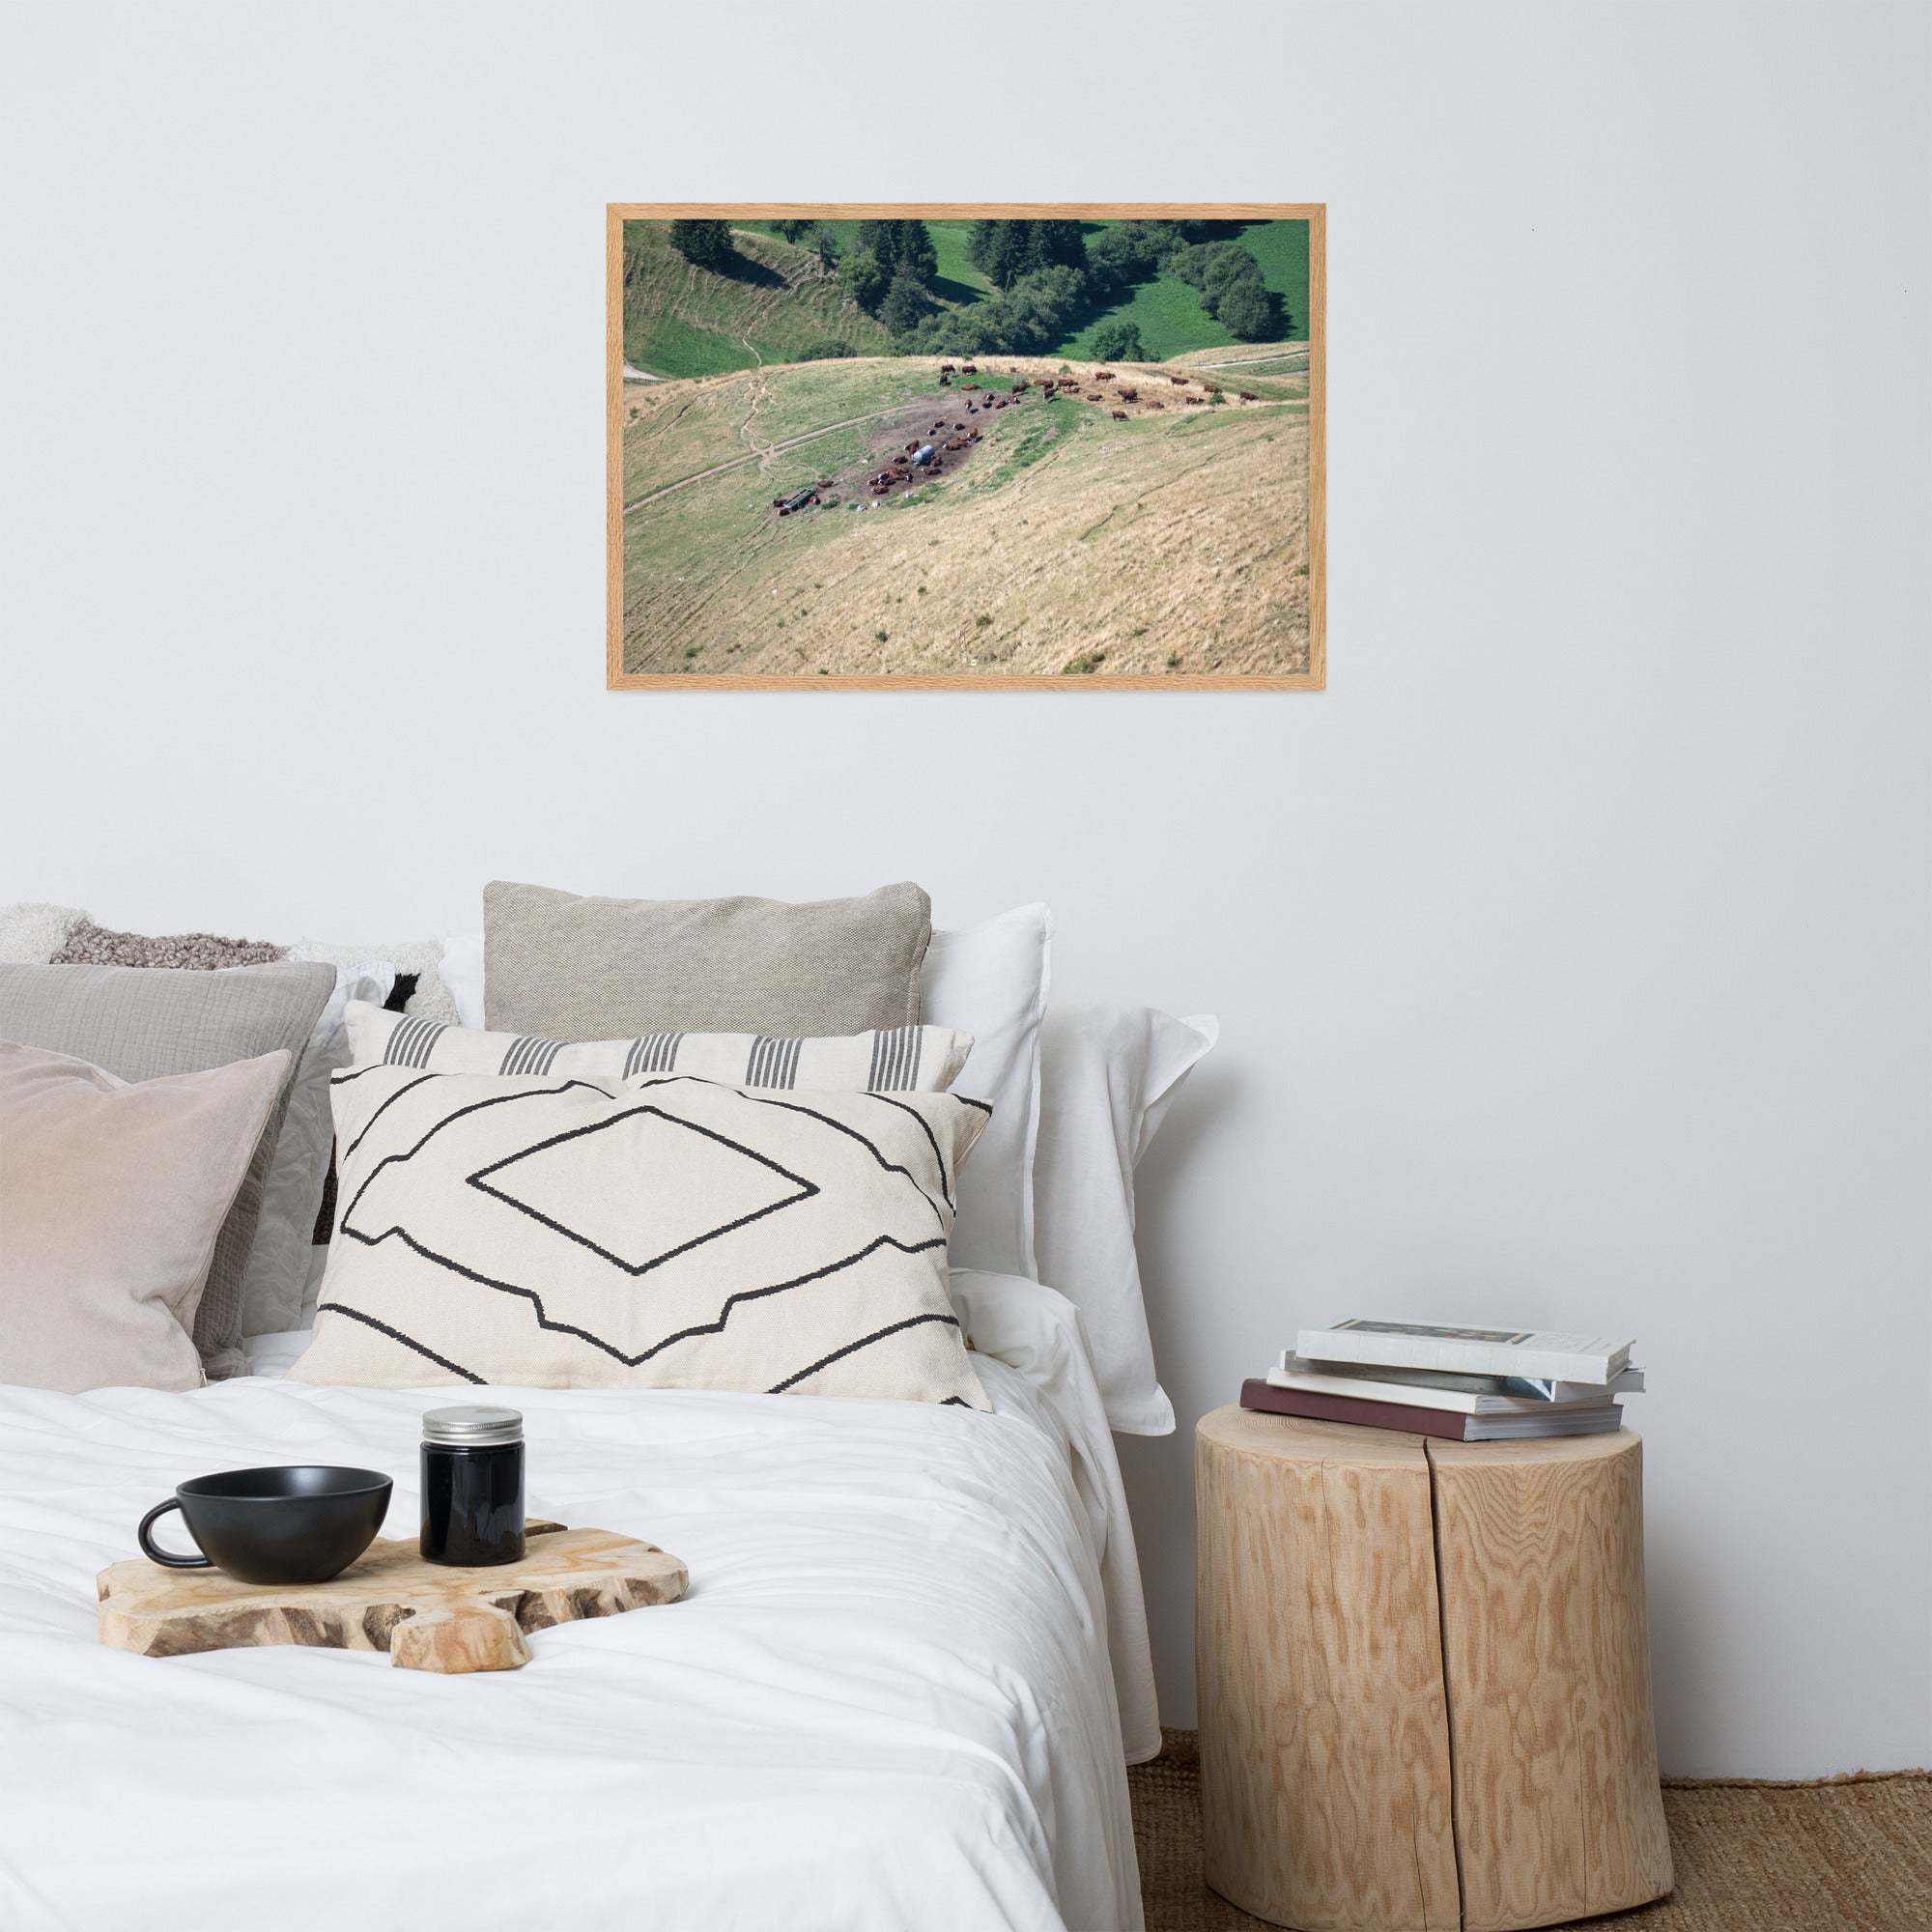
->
[289,1067,991,1406]
[920,906,1051,1281]
[0,902,88,963]
[287,937,460,1024]
[1033,1005,1217,1435]
[343,1001,972,1093]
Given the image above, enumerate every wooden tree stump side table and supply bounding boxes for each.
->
[1196,1407,1672,1932]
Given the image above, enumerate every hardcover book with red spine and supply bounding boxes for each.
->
[1237,1378,1622,1441]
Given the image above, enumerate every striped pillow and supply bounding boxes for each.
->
[343,1003,973,1094]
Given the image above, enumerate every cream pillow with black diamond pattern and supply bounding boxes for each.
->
[287,1065,991,1406]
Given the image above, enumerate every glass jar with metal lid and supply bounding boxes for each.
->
[419,1406,525,1567]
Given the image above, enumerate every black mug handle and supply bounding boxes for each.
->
[138,1497,212,1569]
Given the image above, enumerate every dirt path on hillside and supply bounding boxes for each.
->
[1178,349,1309,371]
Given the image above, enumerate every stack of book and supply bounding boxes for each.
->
[1240,1320,1643,1440]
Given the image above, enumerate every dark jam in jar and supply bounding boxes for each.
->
[420,1406,525,1567]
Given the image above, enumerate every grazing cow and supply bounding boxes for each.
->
[939,363,956,374]
[961,364,978,374]
[1239,391,1257,401]
[1111,410,1127,420]
[1205,384,1222,394]
[1120,387,1138,401]
[1095,371,1114,381]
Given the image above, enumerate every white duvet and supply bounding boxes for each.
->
[0,1272,1151,1932]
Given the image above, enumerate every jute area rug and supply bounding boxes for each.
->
[1128,1730,1931,1932]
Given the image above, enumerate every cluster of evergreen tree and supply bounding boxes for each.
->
[962,219,1089,288]
[835,219,940,333]
[665,215,1283,357]
[899,218,1280,356]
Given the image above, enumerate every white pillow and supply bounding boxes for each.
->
[238,962,394,1338]
[0,902,88,962]
[439,929,486,1028]
[920,906,1052,1282]
[1032,1005,1217,1435]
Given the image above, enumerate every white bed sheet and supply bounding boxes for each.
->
[0,1291,1149,1932]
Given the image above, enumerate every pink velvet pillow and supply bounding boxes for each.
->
[0,1040,290,1392]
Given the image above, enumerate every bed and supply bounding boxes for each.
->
[0,1269,1154,1932]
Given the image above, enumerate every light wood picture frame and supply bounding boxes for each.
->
[608,204,1324,691]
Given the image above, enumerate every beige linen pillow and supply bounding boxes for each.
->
[290,1065,990,1406]
[0,1041,291,1393]
[483,881,931,1040]
[0,960,334,1378]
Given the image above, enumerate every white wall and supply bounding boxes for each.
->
[2,2,1925,1776]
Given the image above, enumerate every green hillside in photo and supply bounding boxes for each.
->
[621,223,892,378]
[1059,220,1312,360]
[624,216,1311,375]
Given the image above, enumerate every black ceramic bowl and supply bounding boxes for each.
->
[138,1466,392,1585]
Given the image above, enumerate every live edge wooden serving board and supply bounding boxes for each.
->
[98,1524,688,1673]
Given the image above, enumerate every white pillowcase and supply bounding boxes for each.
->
[439,930,486,1028]
[1032,1005,1217,1435]
[238,963,394,1338]
[920,906,1052,1282]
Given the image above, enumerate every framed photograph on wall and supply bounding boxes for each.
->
[607,204,1324,690]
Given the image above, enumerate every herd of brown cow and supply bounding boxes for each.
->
[867,421,986,497]
[786,353,1271,521]
[856,356,1264,503]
